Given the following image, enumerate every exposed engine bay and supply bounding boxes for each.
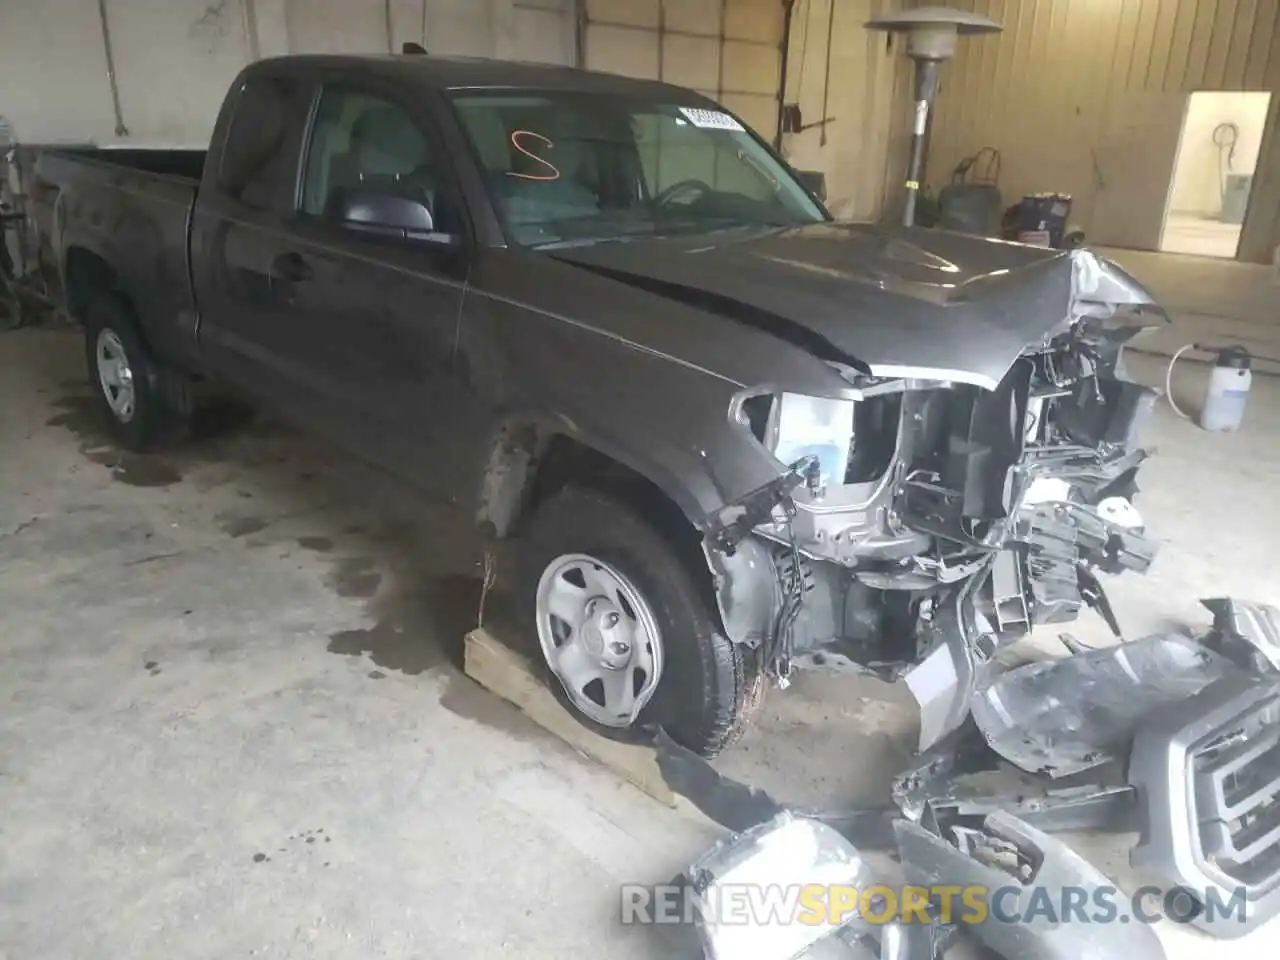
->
[704,250,1166,750]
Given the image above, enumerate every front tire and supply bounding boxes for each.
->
[84,294,189,451]
[519,485,760,757]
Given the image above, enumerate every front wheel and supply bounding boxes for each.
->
[519,485,762,757]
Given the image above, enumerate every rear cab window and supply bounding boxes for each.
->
[217,75,313,212]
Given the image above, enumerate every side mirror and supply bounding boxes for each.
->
[795,169,827,202]
[337,189,458,245]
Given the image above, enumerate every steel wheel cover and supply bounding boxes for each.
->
[534,553,664,728]
[96,328,136,423]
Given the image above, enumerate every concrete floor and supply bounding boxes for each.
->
[1158,212,1242,260]
[2,307,1279,958]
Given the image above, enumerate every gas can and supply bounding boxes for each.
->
[1200,347,1252,432]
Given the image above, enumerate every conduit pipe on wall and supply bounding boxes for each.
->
[96,0,128,137]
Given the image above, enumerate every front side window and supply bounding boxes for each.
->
[300,88,437,224]
[450,92,825,247]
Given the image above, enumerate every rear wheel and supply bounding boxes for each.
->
[519,485,761,757]
[84,294,189,451]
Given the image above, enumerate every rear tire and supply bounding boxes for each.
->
[84,294,190,452]
[518,485,761,758]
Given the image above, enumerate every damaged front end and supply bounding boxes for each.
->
[703,249,1166,749]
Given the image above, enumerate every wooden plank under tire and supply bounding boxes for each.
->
[464,627,677,808]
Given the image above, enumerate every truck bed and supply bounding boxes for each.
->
[31,148,205,262]
[36,147,205,370]
[42,147,207,182]
[36,148,204,214]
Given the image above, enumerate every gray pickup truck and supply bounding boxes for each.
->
[39,53,1166,761]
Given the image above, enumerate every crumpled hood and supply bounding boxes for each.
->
[550,222,1164,390]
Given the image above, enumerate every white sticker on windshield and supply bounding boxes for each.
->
[678,107,745,131]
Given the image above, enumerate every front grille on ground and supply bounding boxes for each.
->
[1193,695,1280,890]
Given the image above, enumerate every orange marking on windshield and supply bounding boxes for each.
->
[507,130,560,181]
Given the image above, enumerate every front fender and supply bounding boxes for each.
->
[474,406,727,534]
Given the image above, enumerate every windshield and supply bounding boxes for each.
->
[450,91,827,247]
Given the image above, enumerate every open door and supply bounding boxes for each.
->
[1162,91,1274,259]
[1088,92,1188,250]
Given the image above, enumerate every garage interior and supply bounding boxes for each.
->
[2,1,1280,958]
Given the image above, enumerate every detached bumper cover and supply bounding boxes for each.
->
[971,633,1230,778]
[905,492,1160,753]
[896,812,1165,960]
[1129,675,1280,938]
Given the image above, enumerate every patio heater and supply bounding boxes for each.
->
[865,6,1002,226]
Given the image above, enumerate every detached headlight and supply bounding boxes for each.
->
[745,393,856,490]
[687,812,871,960]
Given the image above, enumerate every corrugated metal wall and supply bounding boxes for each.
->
[581,0,907,223]
[583,0,786,138]
[780,0,906,221]
[923,0,1280,257]
[0,0,577,146]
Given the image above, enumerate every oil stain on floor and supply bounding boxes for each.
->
[47,388,283,491]
[327,619,446,675]
[48,395,183,487]
[326,557,382,599]
[326,573,485,674]
[220,515,269,538]
[50,376,538,740]
[325,567,541,741]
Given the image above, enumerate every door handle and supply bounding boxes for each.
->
[270,251,314,283]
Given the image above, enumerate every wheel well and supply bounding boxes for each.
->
[479,427,708,578]
[64,247,118,324]
[542,436,698,544]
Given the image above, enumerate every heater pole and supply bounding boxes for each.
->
[865,7,1002,227]
[903,58,941,227]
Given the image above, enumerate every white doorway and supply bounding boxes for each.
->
[1161,91,1273,259]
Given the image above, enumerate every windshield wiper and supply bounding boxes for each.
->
[649,218,799,240]
[531,234,646,250]
[531,217,803,249]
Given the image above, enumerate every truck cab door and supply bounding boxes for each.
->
[260,82,474,500]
